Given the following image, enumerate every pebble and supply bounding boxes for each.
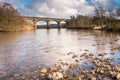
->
[103,77,111,80]
[69,64,75,68]
[116,73,120,80]
[91,77,96,80]
[49,66,57,72]
[0,71,7,77]
[14,74,20,77]
[52,72,63,80]
[21,75,26,79]
[41,68,47,73]
[72,55,78,58]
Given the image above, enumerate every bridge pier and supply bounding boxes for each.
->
[47,21,50,29]
[33,19,37,29]
[57,22,61,29]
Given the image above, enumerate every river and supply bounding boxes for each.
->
[0,29,120,78]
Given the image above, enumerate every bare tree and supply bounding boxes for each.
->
[0,2,24,30]
[116,8,120,16]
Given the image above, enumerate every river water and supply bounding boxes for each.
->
[0,29,120,77]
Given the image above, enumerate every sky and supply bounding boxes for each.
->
[0,0,120,18]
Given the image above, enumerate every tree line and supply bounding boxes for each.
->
[0,2,32,31]
[67,7,120,31]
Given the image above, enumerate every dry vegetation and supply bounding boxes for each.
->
[67,7,120,32]
[0,2,33,31]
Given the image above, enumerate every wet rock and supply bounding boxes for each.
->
[0,71,7,77]
[64,62,69,66]
[84,49,89,51]
[103,77,111,80]
[98,53,104,57]
[32,75,38,79]
[9,77,15,80]
[97,43,100,45]
[41,73,45,77]
[104,65,111,71]
[111,47,116,51]
[14,74,20,77]
[115,39,119,41]
[93,60,101,67]
[118,58,120,60]
[100,70,104,74]
[72,55,78,58]
[48,73,52,79]
[91,77,96,80]
[67,52,74,55]
[110,58,114,61]
[109,71,116,78]
[87,74,93,79]
[75,59,79,63]
[81,69,88,74]
[92,44,96,46]
[80,53,87,57]
[60,62,65,66]
[69,64,75,68]
[116,73,120,80]
[49,66,57,72]
[101,43,105,45]
[90,70,95,75]
[78,75,82,80]
[41,68,47,73]
[52,72,63,80]
[98,75,102,80]
[115,66,120,72]
[21,75,26,79]
[110,52,115,55]
[89,54,94,57]
[34,68,40,72]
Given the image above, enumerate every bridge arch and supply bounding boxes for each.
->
[60,21,67,28]
[49,20,59,28]
[61,20,67,23]
[36,20,47,29]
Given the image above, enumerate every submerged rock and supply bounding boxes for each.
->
[0,71,7,77]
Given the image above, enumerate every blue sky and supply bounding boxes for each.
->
[0,0,120,18]
[12,0,32,8]
[16,0,120,5]
[14,0,120,9]
[114,0,120,3]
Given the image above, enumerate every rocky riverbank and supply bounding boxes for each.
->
[1,46,119,79]
[0,39,120,80]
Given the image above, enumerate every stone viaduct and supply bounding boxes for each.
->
[21,16,69,29]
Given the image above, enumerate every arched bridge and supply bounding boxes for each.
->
[21,16,69,29]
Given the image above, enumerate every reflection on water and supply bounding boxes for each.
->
[0,29,120,74]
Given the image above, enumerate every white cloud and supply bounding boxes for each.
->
[19,0,95,18]
[1,0,119,18]
[0,0,21,4]
[0,0,22,9]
